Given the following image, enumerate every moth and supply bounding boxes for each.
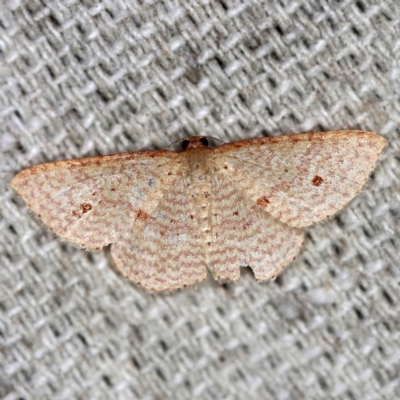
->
[11,131,386,291]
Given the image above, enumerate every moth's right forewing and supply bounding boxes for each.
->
[213,131,386,227]
[11,151,181,249]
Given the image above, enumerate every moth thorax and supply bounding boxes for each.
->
[186,150,213,244]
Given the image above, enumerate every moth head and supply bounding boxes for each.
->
[168,136,224,152]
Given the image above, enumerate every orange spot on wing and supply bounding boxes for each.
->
[80,203,92,213]
[72,203,92,218]
[256,196,270,207]
[312,175,324,186]
[136,209,149,221]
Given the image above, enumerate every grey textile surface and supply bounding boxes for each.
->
[1,0,399,399]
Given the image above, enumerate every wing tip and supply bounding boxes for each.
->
[11,165,40,193]
[10,171,24,191]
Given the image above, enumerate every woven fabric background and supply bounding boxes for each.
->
[1,1,399,399]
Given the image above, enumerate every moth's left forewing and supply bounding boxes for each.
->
[11,151,182,249]
[213,131,386,228]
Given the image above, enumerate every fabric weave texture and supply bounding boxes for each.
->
[1,1,399,399]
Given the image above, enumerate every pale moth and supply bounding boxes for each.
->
[12,131,386,292]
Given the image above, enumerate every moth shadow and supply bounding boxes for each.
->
[208,266,258,294]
